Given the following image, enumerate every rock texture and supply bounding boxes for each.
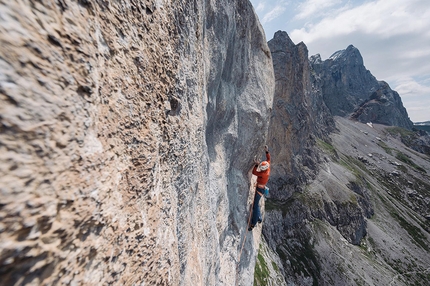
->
[0,1,273,285]
[262,116,430,286]
[351,81,413,129]
[266,31,334,200]
[311,45,413,129]
[310,45,379,117]
[259,32,430,286]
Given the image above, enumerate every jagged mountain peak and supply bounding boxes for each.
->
[310,53,322,64]
[310,44,412,129]
[271,30,299,51]
[329,44,364,65]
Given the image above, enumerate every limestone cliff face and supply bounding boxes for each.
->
[0,1,273,285]
[266,31,334,199]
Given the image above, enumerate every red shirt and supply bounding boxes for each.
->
[252,152,271,186]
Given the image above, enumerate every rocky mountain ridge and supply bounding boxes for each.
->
[256,31,430,286]
[311,45,414,129]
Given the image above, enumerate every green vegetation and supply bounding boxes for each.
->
[276,238,320,286]
[349,192,358,205]
[378,188,430,245]
[289,240,320,286]
[367,236,376,249]
[396,164,408,173]
[353,277,366,286]
[339,154,369,178]
[271,261,279,272]
[264,198,295,216]
[387,258,403,273]
[317,139,338,160]
[377,140,393,155]
[412,272,430,286]
[391,212,429,251]
[254,251,270,286]
[396,151,414,166]
[386,126,415,139]
[395,151,427,173]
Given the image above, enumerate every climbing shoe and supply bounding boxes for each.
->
[248,224,255,231]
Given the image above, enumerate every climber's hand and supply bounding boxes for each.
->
[254,158,259,165]
[264,145,269,152]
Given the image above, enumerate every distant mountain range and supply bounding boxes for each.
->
[415,121,430,125]
[258,31,430,286]
[414,121,430,133]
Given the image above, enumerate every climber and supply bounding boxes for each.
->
[248,145,271,231]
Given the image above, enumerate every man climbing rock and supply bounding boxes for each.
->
[249,145,270,231]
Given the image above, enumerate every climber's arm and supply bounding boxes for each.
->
[265,145,270,164]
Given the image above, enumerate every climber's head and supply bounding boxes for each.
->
[258,161,270,171]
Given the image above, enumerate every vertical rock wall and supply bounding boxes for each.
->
[0,1,273,285]
[266,31,334,199]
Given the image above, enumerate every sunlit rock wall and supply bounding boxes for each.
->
[0,1,273,285]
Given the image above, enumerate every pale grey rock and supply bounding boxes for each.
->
[0,0,273,285]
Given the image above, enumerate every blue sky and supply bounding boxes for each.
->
[250,0,430,122]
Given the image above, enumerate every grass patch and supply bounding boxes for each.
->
[396,152,414,165]
[396,164,408,173]
[391,212,429,251]
[386,126,415,139]
[264,198,295,217]
[276,239,320,286]
[271,261,279,272]
[377,141,393,155]
[387,258,403,273]
[254,251,270,285]
[317,139,338,160]
[289,240,320,286]
[339,154,370,178]
[349,193,358,205]
[367,236,376,249]
[396,151,427,173]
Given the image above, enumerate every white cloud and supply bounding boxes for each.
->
[401,99,430,122]
[294,0,341,20]
[254,1,266,12]
[251,0,430,121]
[261,5,287,24]
[394,78,430,98]
[260,1,290,24]
[290,0,430,44]
[380,77,430,122]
